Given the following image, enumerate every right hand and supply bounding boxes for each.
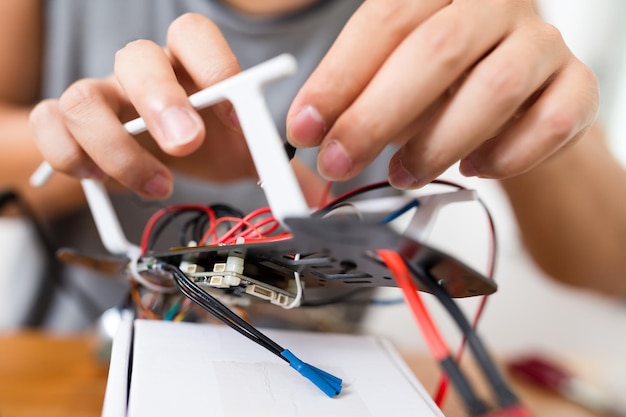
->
[30,13,256,200]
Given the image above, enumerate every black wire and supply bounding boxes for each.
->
[180,212,206,246]
[312,181,393,218]
[284,142,296,160]
[160,262,287,360]
[147,203,244,249]
[208,203,247,240]
[192,215,208,242]
[148,208,208,251]
[211,203,245,219]
[439,357,491,417]
[404,259,519,409]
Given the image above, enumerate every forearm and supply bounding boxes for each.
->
[499,123,626,297]
[0,103,85,219]
[0,0,86,220]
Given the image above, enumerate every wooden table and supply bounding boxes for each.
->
[0,331,108,417]
[0,331,606,417]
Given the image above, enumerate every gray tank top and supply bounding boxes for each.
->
[41,0,393,329]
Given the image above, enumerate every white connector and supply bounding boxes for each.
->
[224,253,244,286]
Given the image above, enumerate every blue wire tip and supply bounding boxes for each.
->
[281,349,343,397]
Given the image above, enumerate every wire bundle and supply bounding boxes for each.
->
[140,203,291,254]
[377,250,532,417]
[129,279,193,321]
[160,262,343,397]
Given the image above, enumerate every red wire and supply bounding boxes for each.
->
[200,207,268,244]
[233,216,280,240]
[313,181,391,215]
[433,294,489,406]
[211,216,263,244]
[220,207,273,243]
[418,178,499,408]
[140,204,216,254]
[198,206,290,245]
[377,249,451,361]
[433,196,497,407]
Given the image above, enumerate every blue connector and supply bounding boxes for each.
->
[280,349,343,397]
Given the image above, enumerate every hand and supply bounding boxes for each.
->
[286,0,599,189]
[30,13,255,200]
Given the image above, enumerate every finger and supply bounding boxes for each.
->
[394,21,569,188]
[30,98,106,180]
[460,59,598,178]
[315,1,522,181]
[58,78,174,199]
[286,0,449,147]
[165,13,241,131]
[459,58,599,178]
[114,38,205,157]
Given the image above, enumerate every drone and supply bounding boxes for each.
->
[31,54,495,303]
[31,55,527,416]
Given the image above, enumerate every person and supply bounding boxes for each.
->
[0,0,624,329]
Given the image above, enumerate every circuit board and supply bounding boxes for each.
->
[144,216,496,302]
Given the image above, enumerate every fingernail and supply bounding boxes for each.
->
[288,105,325,146]
[143,173,172,198]
[389,157,418,189]
[459,158,478,177]
[161,107,201,146]
[318,139,351,179]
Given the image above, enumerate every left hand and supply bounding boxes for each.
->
[286,0,599,188]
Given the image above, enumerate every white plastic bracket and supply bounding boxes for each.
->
[403,190,478,241]
[30,54,309,255]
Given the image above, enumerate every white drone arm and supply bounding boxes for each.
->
[30,54,309,256]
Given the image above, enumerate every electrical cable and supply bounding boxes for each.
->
[380,198,420,224]
[377,249,489,416]
[141,204,216,253]
[161,262,285,356]
[128,249,177,294]
[311,179,501,407]
[282,253,303,309]
[427,179,498,407]
[160,261,343,397]
[312,181,393,218]
[180,212,207,245]
[403,258,520,409]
